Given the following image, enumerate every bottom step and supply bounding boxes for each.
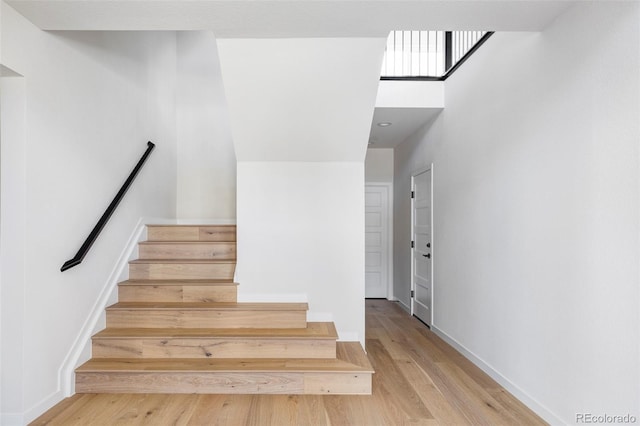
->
[76,342,373,395]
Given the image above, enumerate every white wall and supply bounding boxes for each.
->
[218,38,385,344]
[0,68,25,425]
[0,8,3,421]
[365,148,393,183]
[217,38,385,162]
[0,5,178,423]
[176,31,236,220]
[376,81,444,109]
[236,162,365,341]
[394,3,639,424]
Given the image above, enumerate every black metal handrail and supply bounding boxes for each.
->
[61,141,156,272]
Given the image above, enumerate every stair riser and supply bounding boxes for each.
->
[147,226,236,242]
[304,373,371,395]
[129,263,235,280]
[139,242,236,260]
[106,310,307,329]
[118,285,237,303]
[75,372,371,395]
[92,339,336,359]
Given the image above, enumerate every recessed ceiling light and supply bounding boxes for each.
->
[377,122,392,127]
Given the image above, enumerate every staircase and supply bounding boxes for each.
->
[75,225,373,395]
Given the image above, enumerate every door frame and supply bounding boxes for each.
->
[365,182,393,299]
[410,165,434,324]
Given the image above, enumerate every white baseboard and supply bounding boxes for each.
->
[397,299,411,313]
[431,325,564,425]
[58,218,147,397]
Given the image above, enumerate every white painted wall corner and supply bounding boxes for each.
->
[397,299,411,314]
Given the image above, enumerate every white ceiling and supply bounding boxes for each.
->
[369,107,442,149]
[7,1,577,35]
[5,0,577,151]
[369,80,444,149]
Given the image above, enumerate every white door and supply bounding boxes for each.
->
[412,168,432,325]
[365,185,389,298]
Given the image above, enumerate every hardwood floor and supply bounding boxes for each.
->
[31,300,546,425]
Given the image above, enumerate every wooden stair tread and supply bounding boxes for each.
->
[146,226,236,243]
[77,343,372,373]
[76,358,370,373]
[337,342,374,371]
[79,224,372,395]
[118,279,237,287]
[139,241,236,245]
[106,302,308,311]
[147,224,236,228]
[93,322,337,339]
[130,259,235,264]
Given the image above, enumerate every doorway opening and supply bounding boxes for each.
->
[410,166,433,326]
[365,183,393,299]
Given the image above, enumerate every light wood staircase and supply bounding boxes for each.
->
[76,225,373,395]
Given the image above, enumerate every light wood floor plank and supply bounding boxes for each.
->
[245,395,299,426]
[436,360,521,425]
[31,300,547,426]
[294,395,330,426]
[182,394,230,425]
[105,393,168,424]
[373,331,413,361]
[324,394,388,426]
[196,394,252,425]
[153,393,200,426]
[395,358,472,426]
[55,394,129,426]
[366,338,433,422]
[487,387,550,425]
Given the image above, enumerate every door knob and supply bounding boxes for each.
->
[422,253,431,258]
[426,243,431,248]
